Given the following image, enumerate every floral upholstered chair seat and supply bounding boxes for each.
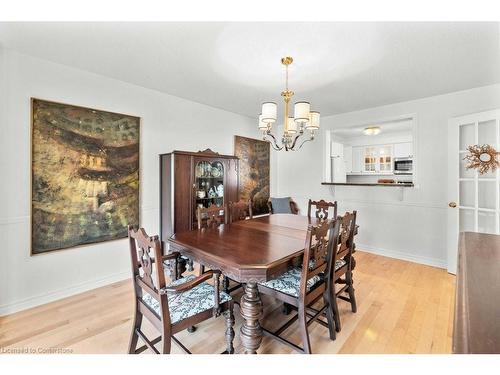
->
[308,258,347,271]
[142,275,232,325]
[259,259,348,298]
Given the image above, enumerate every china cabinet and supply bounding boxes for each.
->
[159,149,239,249]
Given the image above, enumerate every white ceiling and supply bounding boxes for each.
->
[0,22,499,118]
[333,118,413,141]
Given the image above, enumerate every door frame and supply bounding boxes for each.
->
[447,109,500,274]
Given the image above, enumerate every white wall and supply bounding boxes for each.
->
[0,47,275,315]
[277,83,500,269]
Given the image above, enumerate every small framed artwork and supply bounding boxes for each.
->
[31,98,140,255]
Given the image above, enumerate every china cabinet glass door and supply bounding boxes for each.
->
[194,160,225,211]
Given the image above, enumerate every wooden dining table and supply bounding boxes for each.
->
[168,213,324,354]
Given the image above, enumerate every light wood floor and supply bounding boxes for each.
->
[0,251,456,354]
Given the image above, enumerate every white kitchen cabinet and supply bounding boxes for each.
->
[394,142,413,158]
[367,144,393,174]
[351,146,365,173]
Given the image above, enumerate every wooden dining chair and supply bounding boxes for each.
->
[196,204,227,276]
[228,199,253,223]
[307,199,337,221]
[196,204,236,293]
[197,204,227,230]
[268,197,299,215]
[257,219,342,353]
[128,226,235,354]
[329,211,358,333]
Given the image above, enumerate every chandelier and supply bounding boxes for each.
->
[258,56,320,151]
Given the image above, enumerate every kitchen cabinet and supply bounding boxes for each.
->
[364,145,393,174]
[351,146,365,173]
[394,142,413,158]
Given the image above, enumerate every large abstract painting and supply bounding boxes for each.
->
[234,136,270,216]
[31,99,140,254]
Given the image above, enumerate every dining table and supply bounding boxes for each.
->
[168,213,356,354]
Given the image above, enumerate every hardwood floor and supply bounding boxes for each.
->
[0,251,455,354]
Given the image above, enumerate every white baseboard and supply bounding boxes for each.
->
[0,270,130,316]
[356,243,447,269]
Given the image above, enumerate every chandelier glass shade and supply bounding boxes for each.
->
[258,57,320,151]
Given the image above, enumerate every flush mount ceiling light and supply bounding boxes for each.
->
[363,126,381,136]
[258,56,320,151]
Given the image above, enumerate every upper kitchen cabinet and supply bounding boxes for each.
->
[351,146,364,173]
[394,142,413,158]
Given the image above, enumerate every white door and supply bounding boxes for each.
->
[447,109,500,274]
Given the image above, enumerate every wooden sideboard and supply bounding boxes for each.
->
[453,232,500,353]
[159,149,239,250]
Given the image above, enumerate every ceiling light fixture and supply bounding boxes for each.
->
[363,126,381,136]
[258,56,320,151]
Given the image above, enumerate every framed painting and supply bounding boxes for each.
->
[234,135,270,216]
[31,98,140,254]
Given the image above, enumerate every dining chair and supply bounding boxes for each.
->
[196,204,231,292]
[197,204,227,230]
[268,197,299,214]
[307,199,338,221]
[219,199,253,294]
[329,211,358,333]
[228,199,253,223]
[196,204,227,276]
[257,218,342,353]
[128,226,235,354]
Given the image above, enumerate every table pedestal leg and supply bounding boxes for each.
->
[239,282,263,354]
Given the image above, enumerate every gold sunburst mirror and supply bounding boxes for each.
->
[463,144,500,175]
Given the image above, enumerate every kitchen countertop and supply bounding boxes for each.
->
[321,182,414,187]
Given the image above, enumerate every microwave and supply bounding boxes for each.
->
[394,157,413,175]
